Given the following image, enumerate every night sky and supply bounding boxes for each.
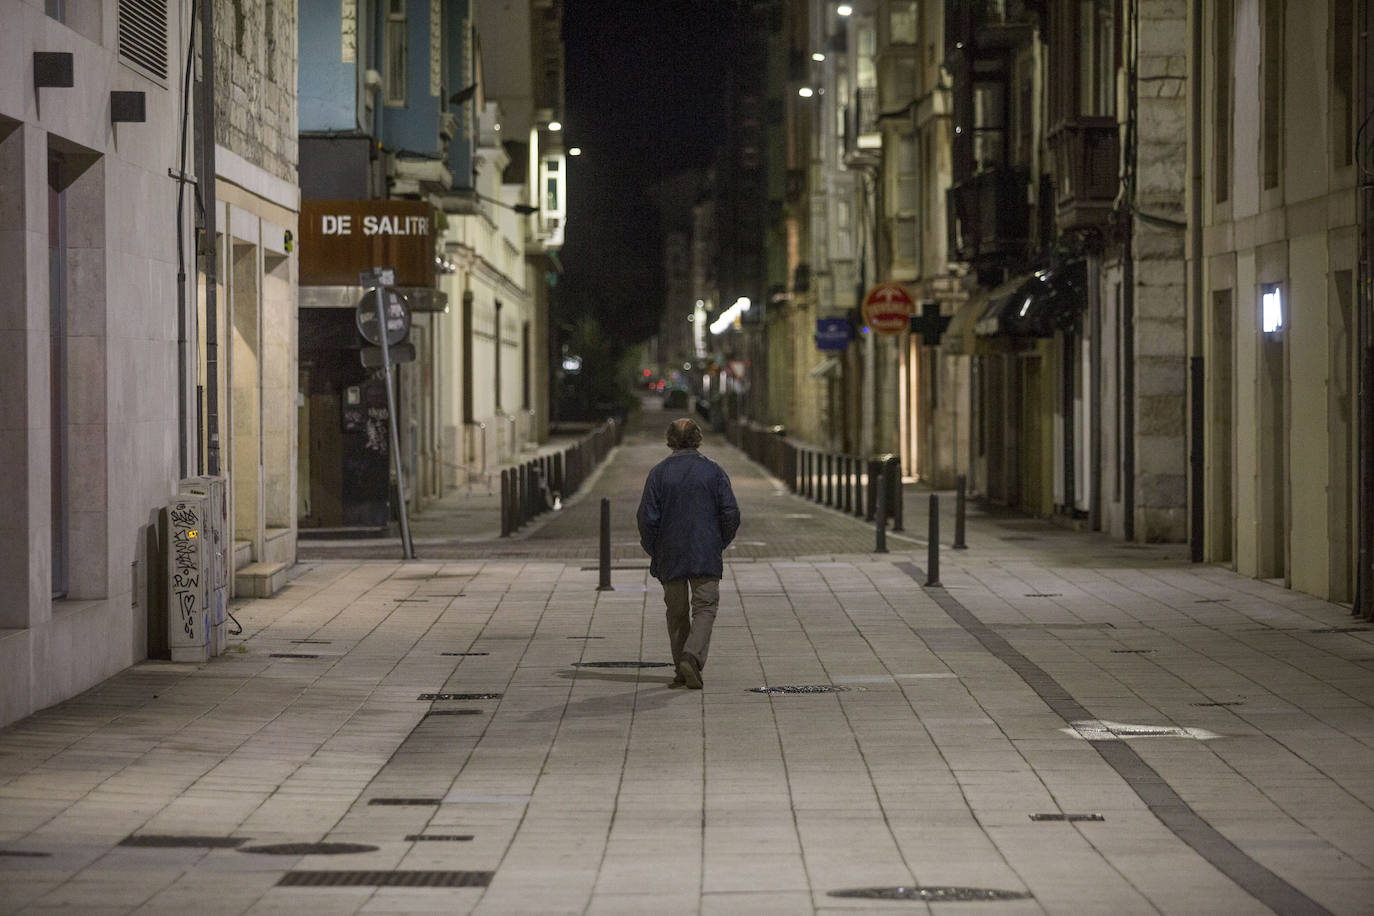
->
[558,0,736,343]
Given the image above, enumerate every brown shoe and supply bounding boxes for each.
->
[677,655,703,690]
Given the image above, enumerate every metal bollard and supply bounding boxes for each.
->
[925,494,941,587]
[866,459,879,520]
[825,454,834,507]
[500,469,511,537]
[888,458,903,532]
[854,458,866,518]
[597,498,613,591]
[954,474,968,549]
[874,468,888,553]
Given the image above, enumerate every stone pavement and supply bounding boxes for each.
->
[3,404,1373,914]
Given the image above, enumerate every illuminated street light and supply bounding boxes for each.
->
[798,87,814,98]
[812,52,826,61]
[569,147,582,156]
[548,121,563,132]
[837,4,853,15]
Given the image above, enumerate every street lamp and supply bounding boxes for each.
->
[473,191,537,215]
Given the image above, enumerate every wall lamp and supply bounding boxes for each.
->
[449,84,477,105]
[474,191,537,215]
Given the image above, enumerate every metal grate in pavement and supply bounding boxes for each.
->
[1029,813,1104,822]
[1111,649,1155,654]
[1192,701,1245,707]
[440,652,489,656]
[425,709,482,716]
[367,798,442,806]
[1311,626,1372,634]
[828,886,1032,901]
[1194,599,1229,604]
[277,870,492,888]
[572,661,672,668]
[240,842,376,855]
[750,685,850,695]
[417,693,502,701]
[0,850,51,857]
[566,636,605,639]
[291,639,332,644]
[119,835,246,848]
[1023,593,1062,598]
[270,653,320,659]
[579,565,649,571]
[405,835,473,842]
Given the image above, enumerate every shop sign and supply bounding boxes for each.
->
[861,282,916,335]
[815,317,851,351]
[300,200,436,288]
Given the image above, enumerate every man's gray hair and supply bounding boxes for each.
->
[666,417,703,450]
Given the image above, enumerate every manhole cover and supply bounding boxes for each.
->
[1023,593,1062,598]
[270,653,320,659]
[1111,649,1154,654]
[240,843,377,855]
[1311,626,1372,634]
[425,709,482,716]
[0,850,51,857]
[1029,813,1104,822]
[749,685,850,695]
[828,886,1032,901]
[405,834,473,842]
[440,652,489,656]
[367,798,442,806]
[119,835,246,848]
[277,870,492,888]
[571,661,672,668]
[417,693,502,701]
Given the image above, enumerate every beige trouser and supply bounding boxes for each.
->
[662,577,719,668]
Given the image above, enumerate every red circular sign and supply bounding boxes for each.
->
[861,283,915,335]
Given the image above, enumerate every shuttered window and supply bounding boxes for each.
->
[119,0,168,81]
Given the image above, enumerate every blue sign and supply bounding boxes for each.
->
[815,317,850,351]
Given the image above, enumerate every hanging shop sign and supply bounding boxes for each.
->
[300,199,436,288]
[815,317,851,351]
[861,282,916,335]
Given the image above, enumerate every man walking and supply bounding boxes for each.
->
[637,417,741,689]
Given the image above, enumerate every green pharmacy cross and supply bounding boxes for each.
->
[909,301,951,346]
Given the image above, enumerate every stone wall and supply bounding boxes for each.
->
[215,0,299,183]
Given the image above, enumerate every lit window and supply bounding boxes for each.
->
[1261,285,1283,334]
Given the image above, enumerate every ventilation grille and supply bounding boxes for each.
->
[118,0,168,80]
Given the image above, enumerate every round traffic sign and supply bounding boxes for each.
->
[356,288,411,347]
[861,282,916,335]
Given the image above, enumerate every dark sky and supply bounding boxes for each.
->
[558,0,736,342]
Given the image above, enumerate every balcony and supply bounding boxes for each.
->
[1047,117,1120,231]
[946,166,1029,265]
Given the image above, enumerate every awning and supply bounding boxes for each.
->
[808,356,842,378]
[973,261,1087,339]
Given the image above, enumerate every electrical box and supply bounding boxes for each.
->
[165,477,228,661]
[179,477,228,655]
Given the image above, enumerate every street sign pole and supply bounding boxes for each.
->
[361,268,415,559]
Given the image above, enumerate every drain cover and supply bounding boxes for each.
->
[405,835,473,842]
[291,639,332,644]
[566,636,605,639]
[828,886,1032,902]
[1191,701,1244,707]
[270,653,320,659]
[1194,599,1229,604]
[1029,813,1104,822]
[440,652,489,656]
[240,842,377,855]
[1111,649,1155,654]
[1064,720,1221,741]
[417,693,502,701]
[119,835,246,848]
[1311,626,1372,634]
[0,850,51,857]
[425,709,482,716]
[749,685,850,695]
[277,870,492,888]
[1023,593,1062,598]
[571,661,672,668]
[367,798,442,806]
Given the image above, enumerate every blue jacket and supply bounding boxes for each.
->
[637,449,741,582]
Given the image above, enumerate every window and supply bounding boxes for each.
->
[1214,0,1232,202]
[1078,0,1115,116]
[384,0,407,107]
[889,1,918,45]
[1260,283,1283,335]
[48,154,69,599]
[1332,0,1354,167]
[896,134,919,211]
[118,0,169,80]
[1262,0,1282,189]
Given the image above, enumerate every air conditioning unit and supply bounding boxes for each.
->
[164,477,229,661]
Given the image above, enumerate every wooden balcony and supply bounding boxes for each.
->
[946,166,1029,266]
[1047,117,1120,231]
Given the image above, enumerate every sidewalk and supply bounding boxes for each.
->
[2,409,1372,914]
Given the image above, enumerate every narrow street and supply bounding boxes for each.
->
[2,403,1371,914]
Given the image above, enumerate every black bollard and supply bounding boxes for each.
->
[925,494,941,587]
[888,458,903,532]
[954,474,968,549]
[500,469,511,537]
[597,498,613,591]
[875,470,888,554]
